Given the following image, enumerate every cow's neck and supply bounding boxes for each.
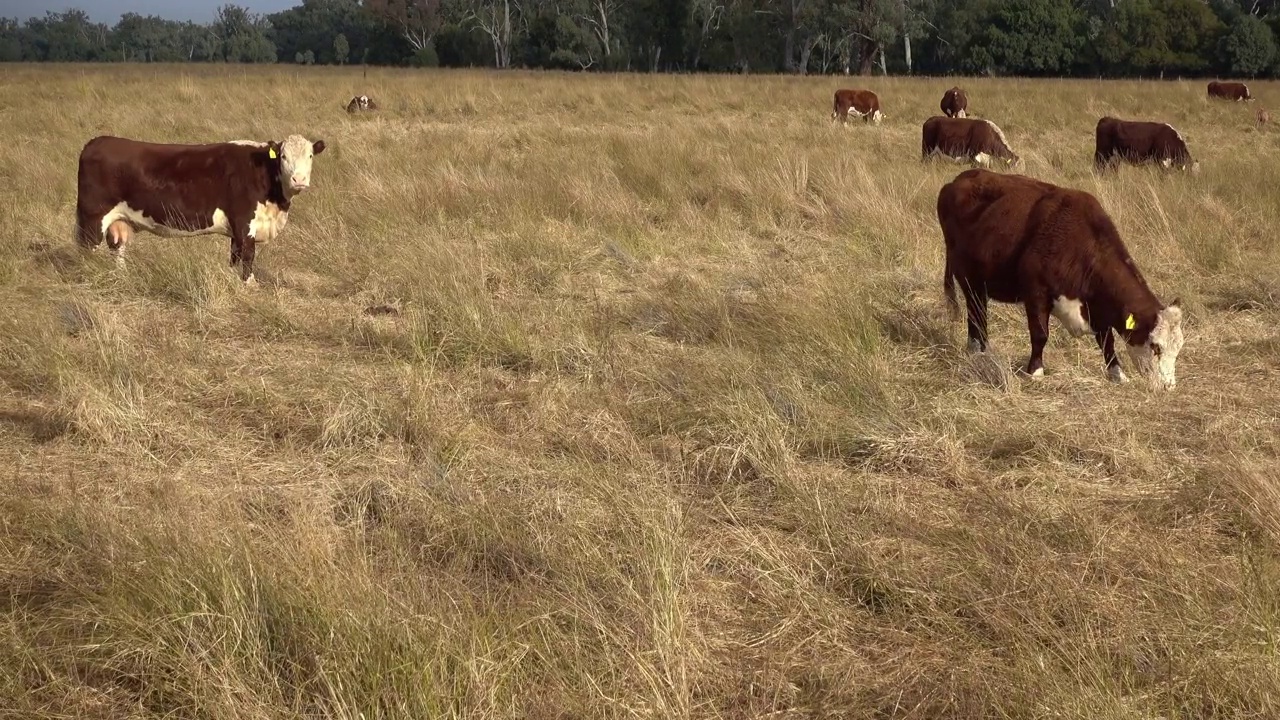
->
[1090,257,1162,341]
[266,171,293,211]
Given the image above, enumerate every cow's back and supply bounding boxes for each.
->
[938,170,1053,282]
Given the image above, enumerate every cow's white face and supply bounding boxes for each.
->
[1126,304,1184,390]
[270,134,326,193]
[359,95,370,109]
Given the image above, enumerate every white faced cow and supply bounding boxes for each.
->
[75,134,326,283]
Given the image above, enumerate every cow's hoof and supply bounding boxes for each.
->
[1107,366,1129,383]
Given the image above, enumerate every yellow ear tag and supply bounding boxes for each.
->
[268,147,277,159]
[1125,314,1136,330]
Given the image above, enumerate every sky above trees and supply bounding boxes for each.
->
[8,0,294,23]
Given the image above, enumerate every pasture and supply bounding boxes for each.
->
[2,64,1280,718]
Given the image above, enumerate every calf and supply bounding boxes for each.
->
[831,89,884,125]
[1094,117,1198,172]
[937,168,1185,389]
[346,94,378,112]
[940,87,968,118]
[75,134,326,283]
[922,116,1021,169]
[1208,81,1252,101]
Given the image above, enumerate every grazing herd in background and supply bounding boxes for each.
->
[68,80,1258,391]
[829,79,1256,388]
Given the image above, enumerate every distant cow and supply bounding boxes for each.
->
[937,168,1185,389]
[922,116,1021,169]
[940,87,968,118]
[1257,108,1270,127]
[75,134,326,284]
[1208,81,1252,101]
[1094,117,1198,172]
[346,94,378,112]
[831,89,884,125]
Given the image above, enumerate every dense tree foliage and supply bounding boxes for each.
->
[4,0,1280,76]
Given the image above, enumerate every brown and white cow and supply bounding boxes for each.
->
[1208,80,1252,101]
[75,134,326,283]
[940,87,968,118]
[922,116,1021,169]
[1094,117,1198,172]
[937,168,1185,389]
[346,94,378,112]
[831,89,884,125]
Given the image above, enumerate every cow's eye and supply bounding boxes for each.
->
[1151,343,1163,357]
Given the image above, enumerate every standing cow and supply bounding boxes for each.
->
[940,87,968,118]
[75,134,326,284]
[937,168,1185,389]
[831,89,884,125]
[1094,117,1198,173]
[922,116,1021,169]
[1208,81,1252,101]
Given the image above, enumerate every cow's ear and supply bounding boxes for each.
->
[312,140,326,155]
[266,141,282,160]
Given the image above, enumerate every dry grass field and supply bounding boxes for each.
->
[2,63,1280,718]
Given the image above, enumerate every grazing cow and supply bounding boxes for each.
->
[940,87,968,118]
[922,116,1021,169]
[346,94,378,112]
[75,134,326,283]
[937,168,1185,389]
[1094,117,1198,172]
[1208,81,1252,101]
[831,89,884,125]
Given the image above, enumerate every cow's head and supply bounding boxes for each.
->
[1125,301,1185,390]
[266,135,326,193]
[358,95,371,109]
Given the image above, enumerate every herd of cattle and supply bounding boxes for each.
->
[835,81,1259,172]
[70,81,1256,392]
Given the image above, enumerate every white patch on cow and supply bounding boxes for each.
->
[1160,158,1173,169]
[1051,296,1093,337]
[1163,123,1185,144]
[1107,365,1128,383]
[1031,367,1045,378]
[229,140,267,147]
[973,152,992,167]
[248,201,289,243]
[956,109,967,118]
[872,109,883,124]
[99,202,232,239]
[966,338,983,354]
[243,273,258,286]
[1125,305,1185,390]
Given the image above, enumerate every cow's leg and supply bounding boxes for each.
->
[1096,330,1127,383]
[963,284,990,354]
[75,206,104,252]
[1022,298,1051,377]
[239,235,258,284]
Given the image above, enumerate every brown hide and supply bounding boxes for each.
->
[937,168,1171,379]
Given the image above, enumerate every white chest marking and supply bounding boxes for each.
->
[100,201,231,239]
[248,201,288,242]
[973,152,992,167]
[1051,296,1094,337]
[956,109,967,118]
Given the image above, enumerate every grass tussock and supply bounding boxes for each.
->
[1,65,1280,717]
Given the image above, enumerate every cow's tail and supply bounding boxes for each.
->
[943,253,961,322]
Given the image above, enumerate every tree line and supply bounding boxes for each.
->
[3,0,1280,77]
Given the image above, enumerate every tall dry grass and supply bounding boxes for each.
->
[1,64,1279,718]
